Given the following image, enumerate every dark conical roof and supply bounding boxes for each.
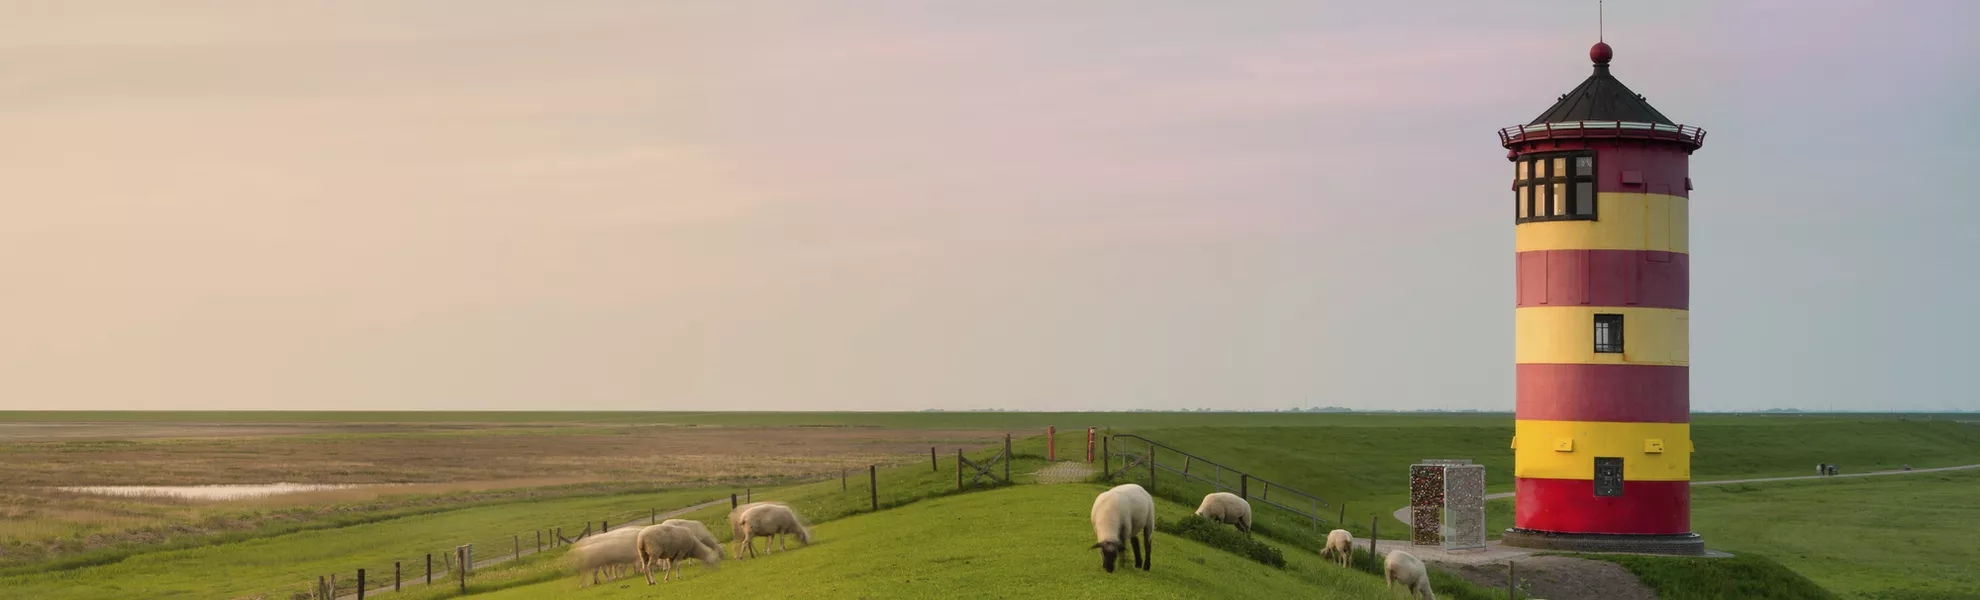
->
[1530,42,1674,125]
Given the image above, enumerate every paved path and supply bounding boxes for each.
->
[335,498,731,599]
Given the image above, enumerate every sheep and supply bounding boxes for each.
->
[1194,491,1252,534]
[727,501,788,558]
[736,503,812,558]
[637,522,723,584]
[1323,529,1354,567]
[1089,483,1154,573]
[1384,549,1436,600]
[659,518,722,558]
[569,528,643,587]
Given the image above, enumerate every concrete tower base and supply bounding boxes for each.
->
[1500,529,1705,556]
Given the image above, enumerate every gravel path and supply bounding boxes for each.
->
[1032,461,1099,484]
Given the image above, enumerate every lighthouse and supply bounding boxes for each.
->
[1499,40,1706,555]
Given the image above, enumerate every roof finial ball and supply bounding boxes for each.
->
[1590,41,1614,66]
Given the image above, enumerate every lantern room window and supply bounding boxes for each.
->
[1514,150,1598,223]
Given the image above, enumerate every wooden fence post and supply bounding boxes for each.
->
[746,489,751,503]
[1149,445,1156,489]
[457,547,467,592]
[1509,561,1518,599]
[957,449,964,490]
[1102,437,1109,476]
[1241,474,1249,499]
[536,530,542,553]
[426,553,432,585]
[357,569,366,599]
[1048,426,1056,461]
[651,507,656,524]
[842,469,847,490]
[869,464,878,511]
[514,535,520,559]
[602,519,609,532]
[331,574,337,598]
[395,561,401,592]
[318,575,327,600]
[1003,435,1010,482]
[1340,503,1347,527]
[931,447,938,471]
[730,493,738,509]
[1370,515,1379,569]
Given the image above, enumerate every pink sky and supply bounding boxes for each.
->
[3,1,1975,411]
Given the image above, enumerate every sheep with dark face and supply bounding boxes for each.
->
[1089,483,1154,573]
[1194,492,1252,534]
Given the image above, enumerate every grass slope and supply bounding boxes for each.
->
[1573,553,1838,600]
[0,487,731,600]
[476,484,1405,600]
[1687,469,1980,599]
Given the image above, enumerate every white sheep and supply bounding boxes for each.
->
[1089,483,1155,573]
[659,518,722,558]
[1194,491,1252,534]
[727,501,787,558]
[637,523,723,584]
[569,528,642,587]
[1384,549,1436,600]
[736,503,812,558]
[1323,529,1354,567]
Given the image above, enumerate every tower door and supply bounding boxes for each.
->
[1594,457,1625,497]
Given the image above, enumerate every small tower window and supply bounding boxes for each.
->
[1594,313,1624,353]
[1514,150,1598,223]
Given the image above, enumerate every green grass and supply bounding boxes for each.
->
[1687,469,1980,599]
[0,486,733,600]
[1159,514,1285,568]
[473,484,1408,600]
[1111,419,1980,542]
[1572,552,1839,600]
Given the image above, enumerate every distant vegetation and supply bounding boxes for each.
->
[1575,553,1839,600]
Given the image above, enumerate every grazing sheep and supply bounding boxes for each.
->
[1089,483,1155,573]
[659,518,722,558]
[1194,492,1252,534]
[637,523,723,584]
[1323,529,1354,567]
[1384,549,1436,600]
[737,503,812,558]
[727,501,787,558]
[569,528,643,587]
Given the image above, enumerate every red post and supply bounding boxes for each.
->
[1087,427,1096,463]
[1048,426,1056,461]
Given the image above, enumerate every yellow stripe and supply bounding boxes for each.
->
[1516,193,1688,253]
[1514,420,1692,481]
[1516,306,1689,366]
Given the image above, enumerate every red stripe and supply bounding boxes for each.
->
[1513,142,1691,197]
[1515,477,1689,535]
[1516,364,1689,423]
[1517,250,1688,309]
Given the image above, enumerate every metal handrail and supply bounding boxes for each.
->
[1106,434,1332,529]
[1498,120,1706,149]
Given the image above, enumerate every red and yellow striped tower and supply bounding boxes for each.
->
[1498,40,1707,555]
